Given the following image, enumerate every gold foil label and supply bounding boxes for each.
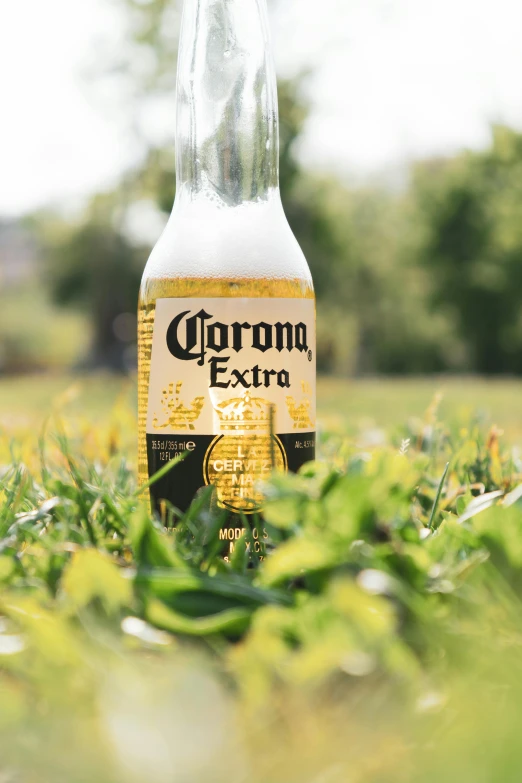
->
[202,391,287,513]
[146,297,316,513]
[153,382,205,431]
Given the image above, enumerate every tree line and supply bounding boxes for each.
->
[33,110,522,376]
[22,0,522,375]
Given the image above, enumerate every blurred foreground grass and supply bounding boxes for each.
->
[2,374,522,781]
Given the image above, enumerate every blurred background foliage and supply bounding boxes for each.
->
[3,0,522,377]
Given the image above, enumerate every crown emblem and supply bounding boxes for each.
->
[286,382,314,430]
[205,390,287,514]
[214,391,274,433]
[153,382,205,431]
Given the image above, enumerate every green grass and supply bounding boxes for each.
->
[320,376,522,440]
[3,373,522,440]
[2,373,522,781]
[0,373,132,430]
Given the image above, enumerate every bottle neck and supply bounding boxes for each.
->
[174,0,280,209]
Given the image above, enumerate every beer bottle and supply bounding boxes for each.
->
[138,0,316,540]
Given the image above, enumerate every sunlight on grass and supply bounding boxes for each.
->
[2,373,522,780]
[3,373,522,448]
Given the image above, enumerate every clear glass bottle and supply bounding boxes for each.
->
[138,0,315,542]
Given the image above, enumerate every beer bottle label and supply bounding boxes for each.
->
[145,297,316,515]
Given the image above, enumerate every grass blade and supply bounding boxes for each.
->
[428,461,450,531]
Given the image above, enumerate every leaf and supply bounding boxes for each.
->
[0,557,17,583]
[323,474,374,540]
[458,490,505,524]
[1,596,82,668]
[13,497,62,527]
[428,462,450,530]
[503,483,522,508]
[145,598,252,637]
[129,505,183,569]
[135,452,187,494]
[260,538,338,588]
[330,579,396,638]
[230,532,249,574]
[471,506,522,569]
[62,549,132,613]
[135,569,292,608]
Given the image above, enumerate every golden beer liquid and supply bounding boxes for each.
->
[137,276,315,492]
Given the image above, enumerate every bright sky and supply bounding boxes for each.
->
[1,0,522,216]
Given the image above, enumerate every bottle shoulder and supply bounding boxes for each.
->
[141,199,313,289]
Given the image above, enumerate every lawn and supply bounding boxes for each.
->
[2,373,522,445]
[2,372,522,781]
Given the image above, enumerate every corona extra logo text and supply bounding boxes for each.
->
[167,309,309,364]
[166,309,309,390]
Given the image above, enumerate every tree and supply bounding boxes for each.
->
[41,0,466,376]
[44,0,353,372]
[44,195,145,371]
[413,126,522,374]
